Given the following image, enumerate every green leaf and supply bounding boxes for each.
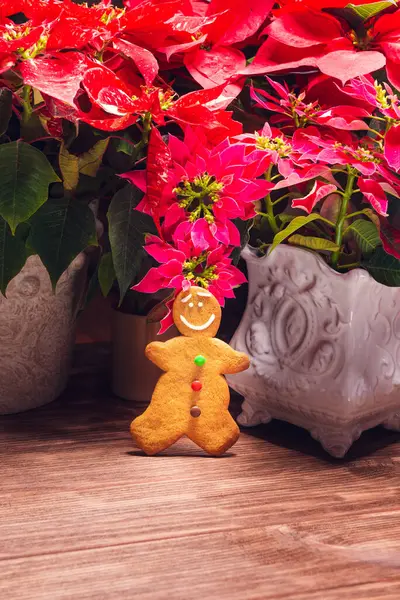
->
[98,252,115,297]
[347,219,381,254]
[59,143,79,191]
[27,198,97,286]
[0,217,27,295]
[345,0,396,20]
[288,235,339,252]
[78,139,109,177]
[361,208,381,229]
[0,88,12,137]
[278,214,296,224]
[0,141,60,233]
[270,214,331,251]
[32,88,44,106]
[81,259,100,310]
[363,247,400,286]
[62,119,79,147]
[20,112,47,143]
[114,134,136,156]
[107,185,156,304]
[59,139,109,192]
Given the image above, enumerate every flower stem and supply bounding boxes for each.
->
[385,118,393,135]
[337,262,361,270]
[20,85,32,125]
[367,127,384,139]
[345,209,367,220]
[124,113,153,159]
[272,192,294,206]
[142,112,152,145]
[331,169,356,269]
[264,165,279,235]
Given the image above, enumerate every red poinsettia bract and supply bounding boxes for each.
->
[243,4,400,89]
[122,126,271,250]
[133,234,247,332]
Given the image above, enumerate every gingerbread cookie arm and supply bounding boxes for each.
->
[224,351,250,374]
[145,341,169,371]
[214,340,250,374]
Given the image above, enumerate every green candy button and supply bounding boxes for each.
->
[194,355,206,367]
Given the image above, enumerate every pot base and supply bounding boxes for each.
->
[236,386,400,458]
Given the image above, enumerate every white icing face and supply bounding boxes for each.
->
[179,313,216,331]
[173,287,221,338]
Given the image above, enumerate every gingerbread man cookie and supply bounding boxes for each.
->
[130,286,250,456]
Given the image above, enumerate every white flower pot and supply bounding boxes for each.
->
[227,245,400,457]
[0,253,88,414]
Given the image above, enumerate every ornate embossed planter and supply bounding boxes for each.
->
[0,254,88,415]
[227,245,400,457]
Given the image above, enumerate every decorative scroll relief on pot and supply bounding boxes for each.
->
[239,252,349,399]
[0,253,88,414]
[227,245,400,420]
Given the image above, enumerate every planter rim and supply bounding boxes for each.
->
[241,243,378,287]
[112,309,162,324]
[112,309,149,318]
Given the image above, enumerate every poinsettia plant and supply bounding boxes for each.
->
[1,0,400,331]
[120,0,400,330]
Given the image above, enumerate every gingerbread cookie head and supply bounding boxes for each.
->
[173,286,221,338]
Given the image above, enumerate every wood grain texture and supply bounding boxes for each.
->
[1,349,400,600]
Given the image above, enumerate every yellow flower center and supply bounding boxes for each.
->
[3,24,31,41]
[255,134,291,157]
[158,90,175,111]
[100,7,125,25]
[174,172,224,223]
[353,147,380,163]
[375,82,390,110]
[183,255,218,286]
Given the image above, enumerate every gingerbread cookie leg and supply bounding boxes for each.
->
[131,405,187,455]
[131,377,191,455]
[187,409,240,456]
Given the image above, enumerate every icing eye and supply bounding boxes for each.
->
[198,302,204,307]
[189,302,194,307]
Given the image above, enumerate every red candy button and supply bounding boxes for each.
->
[191,380,202,392]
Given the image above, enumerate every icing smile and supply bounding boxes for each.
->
[180,314,216,331]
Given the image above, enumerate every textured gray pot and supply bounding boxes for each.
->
[227,245,400,457]
[0,253,88,414]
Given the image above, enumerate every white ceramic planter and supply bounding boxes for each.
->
[0,254,88,414]
[227,245,400,457]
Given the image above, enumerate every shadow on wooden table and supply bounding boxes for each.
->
[126,449,236,459]
[240,417,400,463]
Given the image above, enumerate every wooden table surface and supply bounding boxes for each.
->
[2,349,400,600]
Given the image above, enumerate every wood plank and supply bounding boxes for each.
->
[1,366,400,599]
[1,528,400,600]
